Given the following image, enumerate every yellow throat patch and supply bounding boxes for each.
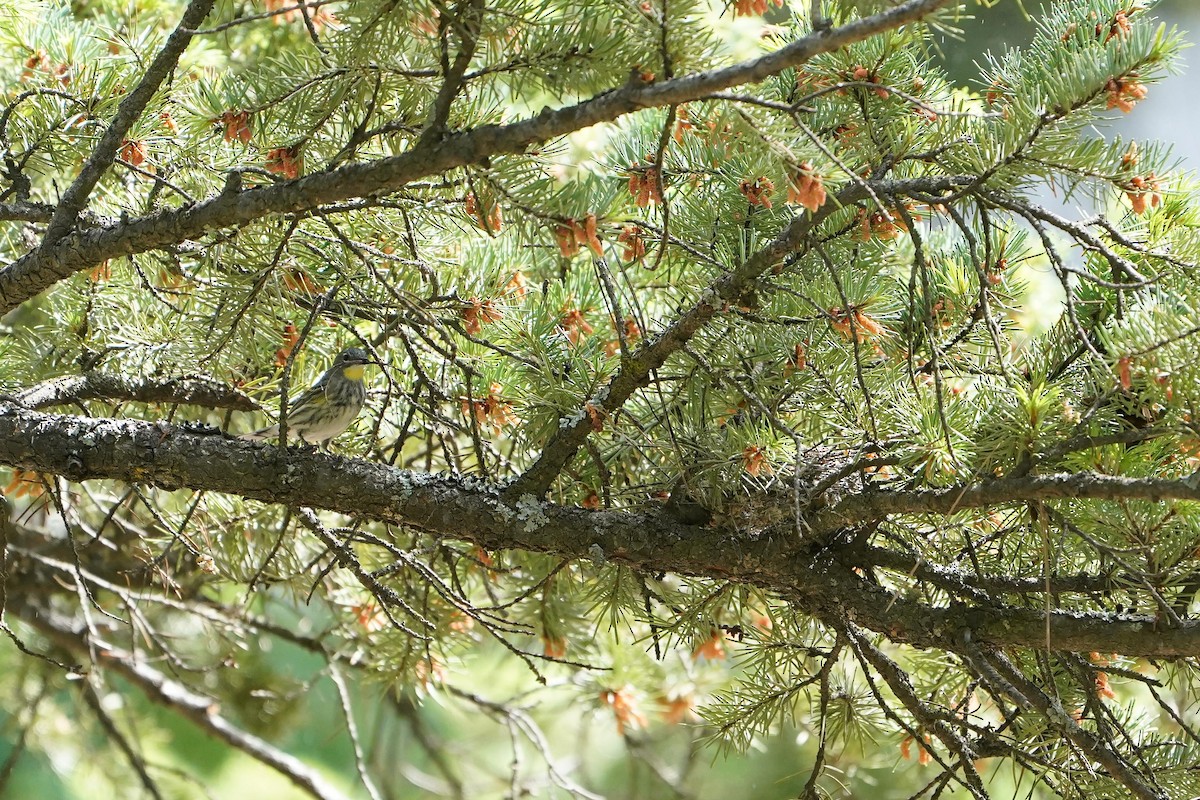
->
[341,364,365,381]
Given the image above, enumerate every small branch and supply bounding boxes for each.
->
[81,681,165,800]
[841,623,987,798]
[818,471,1200,529]
[295,508,433,640]
[984,193,1151,285]
[859,545,1117,597]
[969,647,1166,800]
[184,0,341,35]
[38,0,216,249]
[507,175,969,497]
[28,611,353,800]
[0,201,54,223]
[329,665,384,800]
[419,0,485,144]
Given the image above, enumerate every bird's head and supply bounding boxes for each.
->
[334,347,372,381]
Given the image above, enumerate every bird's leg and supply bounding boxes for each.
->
[292,434,320,454]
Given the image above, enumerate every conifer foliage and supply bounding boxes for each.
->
[1,0,1199,797]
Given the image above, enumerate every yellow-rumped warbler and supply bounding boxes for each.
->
[242,347,371,446]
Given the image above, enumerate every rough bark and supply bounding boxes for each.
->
[2,402,1197,658]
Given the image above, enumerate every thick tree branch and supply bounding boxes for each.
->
[2,404,1200,658]
[13,372,257,412]
[0,0,949,313]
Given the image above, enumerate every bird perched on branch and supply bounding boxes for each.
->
[241,347,371,446]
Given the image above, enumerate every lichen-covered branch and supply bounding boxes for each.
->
[2,402,1199,658]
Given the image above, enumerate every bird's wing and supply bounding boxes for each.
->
[322,372,340,403]
[274,376,324,419]
[292,378,329,410]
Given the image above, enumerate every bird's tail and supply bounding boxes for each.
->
[240,425,279,441]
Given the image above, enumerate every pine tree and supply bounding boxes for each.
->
[0,0,1197,797]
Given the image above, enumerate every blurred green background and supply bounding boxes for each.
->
[937,0,1200,170]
